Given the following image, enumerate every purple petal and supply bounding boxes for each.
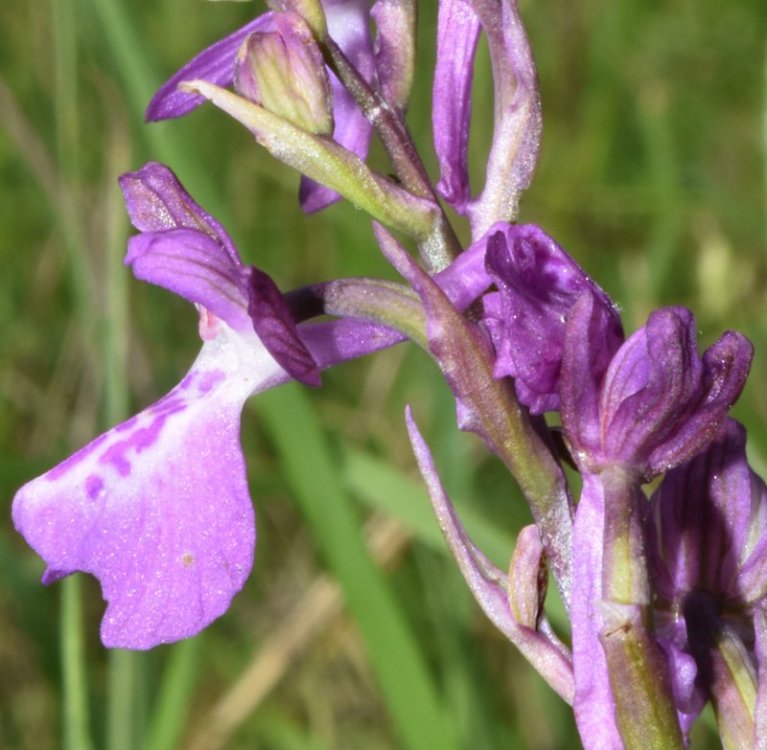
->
[300,317,405,369]
[146,16,274,122]
[645,329,754,475]
[649,419,767,605]
[245,266,321,387]
[560,293,625,466]
[126,228,251,333]
[11,326,281,649]
[483,224,622,414]
[119,162,241,266]
[406,407,574,702]
[432,0,481,212]
[599,308,753,476]
[299,0,375,213]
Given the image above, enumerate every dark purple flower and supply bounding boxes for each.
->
[647,419,767,741]
[146,2,376,214]
[561,302,753,478]
[481,223,622,414]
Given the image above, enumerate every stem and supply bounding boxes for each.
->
[599,466,683,749]
[321,38,463,270]
[600,605,685,750]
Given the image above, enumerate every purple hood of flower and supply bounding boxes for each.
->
[561,301,753,478]
[481,223,623,414]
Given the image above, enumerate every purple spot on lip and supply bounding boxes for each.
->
[85,474,105,501]
[115,415,139,433]
[99,410,176,476]
[197,370,226,393]
[47,433,110,481]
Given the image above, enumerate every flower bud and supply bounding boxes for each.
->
[234,12,333,135]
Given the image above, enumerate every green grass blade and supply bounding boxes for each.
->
[144,638,202,750]
[256,384,459,750]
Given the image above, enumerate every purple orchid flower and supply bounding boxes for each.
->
[9,162,404,649]
[560,302,753,748]
[561,302,753,478]
[647,419,767,743]
[12,162,500,650]
[146,2,376,214]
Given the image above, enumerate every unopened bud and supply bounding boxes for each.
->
[234,13,333,135]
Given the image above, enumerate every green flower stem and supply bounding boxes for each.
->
[599,466,683,749]
[600,604,685,750]
[320,37,463,271]
[183,81,440,244]
[600,465,650,606]
[711,625,758,750]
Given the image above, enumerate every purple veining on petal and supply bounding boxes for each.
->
[119,162,241,265]
[146,15,274,121]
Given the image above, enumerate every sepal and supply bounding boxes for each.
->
[483,223,622,414]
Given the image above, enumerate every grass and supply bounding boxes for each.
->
[0,0,763,748]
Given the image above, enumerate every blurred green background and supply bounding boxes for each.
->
[0,0,764,748]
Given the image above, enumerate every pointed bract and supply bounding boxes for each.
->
[406,407,574,703]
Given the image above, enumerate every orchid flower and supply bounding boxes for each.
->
[10,162,406,649]
[146,1,377,213]
[560,302,753,748]
[648,419,767,745]
[12,162,497,650]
